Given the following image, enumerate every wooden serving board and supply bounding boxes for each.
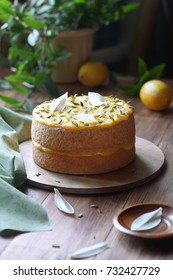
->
[19,137,165,194]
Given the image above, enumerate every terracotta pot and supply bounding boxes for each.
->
[51,28,97,83]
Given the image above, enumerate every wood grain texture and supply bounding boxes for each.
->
[0,75,173,260]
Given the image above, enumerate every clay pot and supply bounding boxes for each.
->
[51,28,97,83]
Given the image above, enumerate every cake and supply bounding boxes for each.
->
[31,92,135,175]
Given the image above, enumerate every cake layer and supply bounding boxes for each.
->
[32,139,135,157]
[32,114,135,152]
[31,93,135,175]
[32,145,135,175]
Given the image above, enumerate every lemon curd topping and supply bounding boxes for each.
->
[32,139,135,157]
[33,94,133,129]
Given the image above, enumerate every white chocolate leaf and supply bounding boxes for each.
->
[131,207,162,231]
[88,92,107,106]
[132,217,162,231]
[71,241,108,259]
[50,92,68,113]
[73,113,96,123]
[54,188,74,215]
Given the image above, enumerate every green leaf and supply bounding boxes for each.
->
[8,82,29,95]
[23,15,46,29]
[74,0,85,3]
[148,63,166,80]
[34,72,46,88]
[5,74,35,84]
[0,0,14,22]
[121,59,166,97]
[9,46,35,61]
[122,2,140,14]
[122,82,142,97]
[138,58,147,77]
[0,94,22,107]
[54,50,71,61]
[17,62,30,75]
[139,70,150,84]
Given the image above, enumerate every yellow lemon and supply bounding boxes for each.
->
[78,61,109,87]
[139,80,173,111]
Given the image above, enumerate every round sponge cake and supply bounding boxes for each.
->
[31,92,135,175]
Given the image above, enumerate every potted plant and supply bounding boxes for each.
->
[0,0,139,110]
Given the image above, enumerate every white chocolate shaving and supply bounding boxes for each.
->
[71,241,108,259]
[131,207,162,231]
[73,113,96,123]
[88,92,107,106]
[54,188,74,215]
[50,92,68,113]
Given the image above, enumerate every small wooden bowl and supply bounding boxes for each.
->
[113,203,173,239]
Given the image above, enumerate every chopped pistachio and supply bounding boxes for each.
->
[72,120,78,127]
[33,93,133,128]
[120,110,126,115]
[90,204,102,214]
[97,209,103,214]
[77,213,83,218]
[90,204,99,209]
[52,244,60,248]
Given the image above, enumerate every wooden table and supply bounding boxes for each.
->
[0,75,173,260]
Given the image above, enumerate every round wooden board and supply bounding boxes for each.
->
[19,137,165,194]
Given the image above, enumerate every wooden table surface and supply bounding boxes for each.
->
[0,74,173,260]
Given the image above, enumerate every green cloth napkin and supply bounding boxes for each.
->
[0,106,51,232]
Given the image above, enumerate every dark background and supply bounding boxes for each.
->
[92,0,173,78]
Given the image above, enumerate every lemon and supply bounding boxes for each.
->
[139,80,173,111]
[78,61,109,87]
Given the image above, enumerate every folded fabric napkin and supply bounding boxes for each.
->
[0,106,51,233]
